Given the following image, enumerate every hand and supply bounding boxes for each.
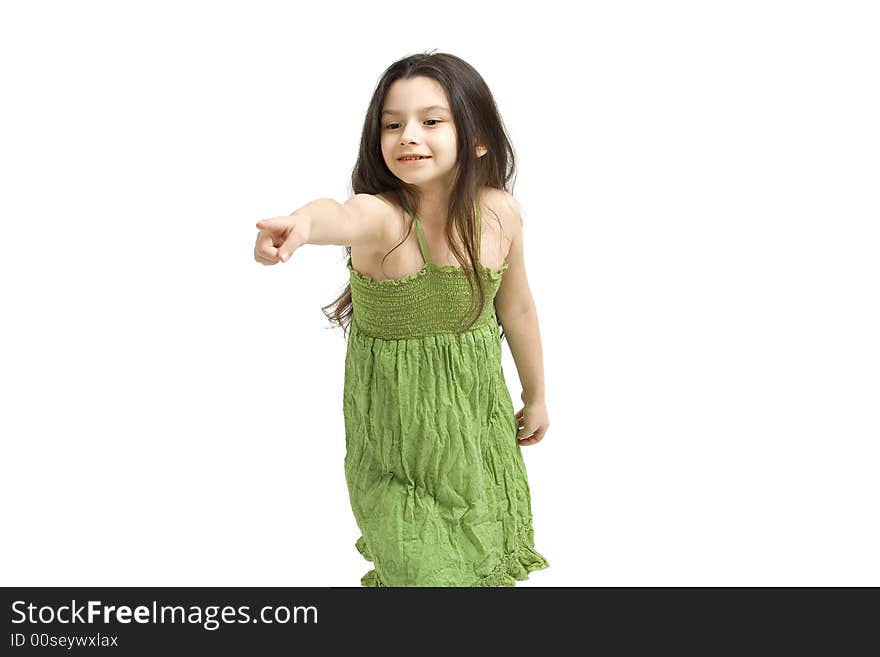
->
[254,213,312,265]
[514,401,549,446]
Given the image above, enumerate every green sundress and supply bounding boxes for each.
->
[343,200,549,586]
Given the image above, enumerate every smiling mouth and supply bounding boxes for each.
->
[398,156,431,161]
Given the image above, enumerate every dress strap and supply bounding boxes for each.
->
[475,201,482,263]
[411,212,432,266]
[409,200,481,267]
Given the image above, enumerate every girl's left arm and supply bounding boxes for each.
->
[493,193,549,445]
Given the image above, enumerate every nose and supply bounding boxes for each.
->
[400,121,423,144]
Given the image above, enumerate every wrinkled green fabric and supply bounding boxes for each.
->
[342,202,549,587]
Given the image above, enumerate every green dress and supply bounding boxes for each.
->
[343,201,549,586]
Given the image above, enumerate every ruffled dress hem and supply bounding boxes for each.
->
[354,525,549,588]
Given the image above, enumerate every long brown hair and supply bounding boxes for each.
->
[322,50,517,343]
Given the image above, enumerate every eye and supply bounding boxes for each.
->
[383,120,442,129]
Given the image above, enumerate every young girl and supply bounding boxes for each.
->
[254,52,550,586]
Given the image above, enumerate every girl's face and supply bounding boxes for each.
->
[380,76,460,189]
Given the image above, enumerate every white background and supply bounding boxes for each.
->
[1,0,877,586]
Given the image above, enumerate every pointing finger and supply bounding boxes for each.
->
[256,218,284,234]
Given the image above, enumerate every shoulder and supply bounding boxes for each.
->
[373,191,398,211]
[344,193,399,249]
[372,191,407,227]
[482,187,520,217]
[480,187,522,241]
[349,192,397,217]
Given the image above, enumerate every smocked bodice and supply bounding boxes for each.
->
[346,201,508,340]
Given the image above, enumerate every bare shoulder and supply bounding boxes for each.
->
[372,191,398,213]
[347,192,396,217]
[344,192,398,248]
[481,187,522,246]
